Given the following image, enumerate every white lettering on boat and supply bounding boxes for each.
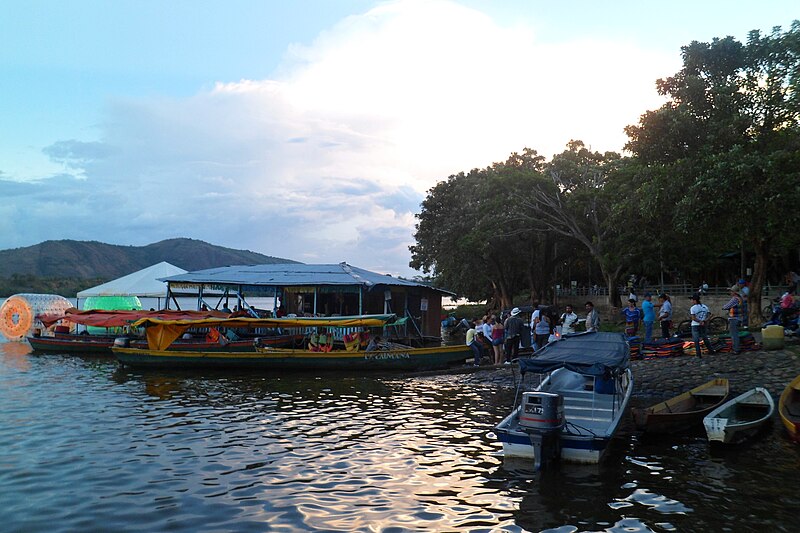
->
[364,351,411,360]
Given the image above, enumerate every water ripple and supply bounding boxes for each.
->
[1,345,799,531]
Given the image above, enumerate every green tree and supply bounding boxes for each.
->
[410,149,555,310]
[625,22,800,324]
[521,141,631,307]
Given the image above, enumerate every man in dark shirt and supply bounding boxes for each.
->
[503,307,524,363]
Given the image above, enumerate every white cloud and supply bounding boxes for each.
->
[2,0,678,276]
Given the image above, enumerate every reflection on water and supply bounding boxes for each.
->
[1,341,798,532]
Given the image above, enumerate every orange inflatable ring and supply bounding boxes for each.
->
[0,297,33,341]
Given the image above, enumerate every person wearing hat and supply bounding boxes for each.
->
[689,294,715,357]
[738,278,750,327]
[722,285,744,354]
[503,307,524,363]
[641,292,656,343]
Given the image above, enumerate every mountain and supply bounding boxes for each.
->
[0,238,299,279]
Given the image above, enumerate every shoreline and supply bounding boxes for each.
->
[465,337,800,400]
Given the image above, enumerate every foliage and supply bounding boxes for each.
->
[410,149,555,309]
[520,141,632,307]
[0,274,106,298]
[624,21,800,323]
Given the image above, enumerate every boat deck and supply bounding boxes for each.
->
[559,390,618,434]
[691,385,728,398]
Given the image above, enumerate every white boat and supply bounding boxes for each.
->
[494,332,633,469]
[703,387,775,444]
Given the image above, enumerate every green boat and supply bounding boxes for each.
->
[112,314,472,371]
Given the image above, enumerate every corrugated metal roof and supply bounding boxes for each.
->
[162,262,452,294]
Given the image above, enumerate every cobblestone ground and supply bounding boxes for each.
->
[466,337,800,401]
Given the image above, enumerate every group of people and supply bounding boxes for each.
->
[620,283,751,356]
[463,302,603,366]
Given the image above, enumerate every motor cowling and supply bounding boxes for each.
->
[113,337,131,348]
[519,391,564,431]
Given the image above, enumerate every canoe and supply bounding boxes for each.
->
[495,332,633,468]
[779,374,800,442]
[632,378,730,433]
[703,387,774,444]
[112,343,472,371]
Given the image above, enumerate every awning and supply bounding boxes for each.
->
[133,314,397,351]
[37,308,229,329]
[517,332,630,377]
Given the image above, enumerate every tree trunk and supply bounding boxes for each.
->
[749,238,769,327]
[604,272,621,308]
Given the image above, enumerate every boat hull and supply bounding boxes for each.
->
[495,367,633,464]
[632,378,729,433]
[703,387,774,444]
[779,374,800,442]
[112,344,472,371]
[27,333,298,355]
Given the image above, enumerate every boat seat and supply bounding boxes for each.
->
[691,386,727,397]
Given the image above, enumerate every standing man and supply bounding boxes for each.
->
[656,293,673,338]
[641,292,656,343]
[503,307,524,363]
[529,303,541,341]
[689,294,715,358]
[738,278,750,327]
[466,321,482,367]
[559,304,579,335]
[585,301,600,332]
[722,285,744,354]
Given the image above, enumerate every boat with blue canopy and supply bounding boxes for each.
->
[494,331,633,469]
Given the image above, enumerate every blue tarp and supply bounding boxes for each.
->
[517,331,630,377]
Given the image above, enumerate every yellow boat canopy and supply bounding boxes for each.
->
[132,314,397,351]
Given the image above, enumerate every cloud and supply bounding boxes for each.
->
[2,0,677,276]
[42,140,116,171]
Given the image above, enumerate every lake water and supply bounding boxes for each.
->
[1,340,798,532]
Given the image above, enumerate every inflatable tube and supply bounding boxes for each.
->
[0,293,74,341]
[83,295,142,335]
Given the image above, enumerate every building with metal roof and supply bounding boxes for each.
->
[162,262,450,341]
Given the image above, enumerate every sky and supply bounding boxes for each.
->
[0,0,796,277]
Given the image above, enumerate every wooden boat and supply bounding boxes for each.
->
[779,374,800,442]
[703,387,775,444]
[494,332,633,469]
[28,308,298,354]
[632,378,730,433]
[112,314,472,371]
[27,331,298,354]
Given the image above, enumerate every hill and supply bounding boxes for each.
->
[0,238,299,296]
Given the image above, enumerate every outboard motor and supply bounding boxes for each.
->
[520,391,564,470]
[113,337,131,348]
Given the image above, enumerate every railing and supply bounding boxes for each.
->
[556,283,783,298]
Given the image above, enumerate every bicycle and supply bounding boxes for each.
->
[675,317,727,336]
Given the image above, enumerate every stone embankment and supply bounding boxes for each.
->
[469,337,800,400]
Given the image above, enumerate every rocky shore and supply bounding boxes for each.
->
[468,336,800,401]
